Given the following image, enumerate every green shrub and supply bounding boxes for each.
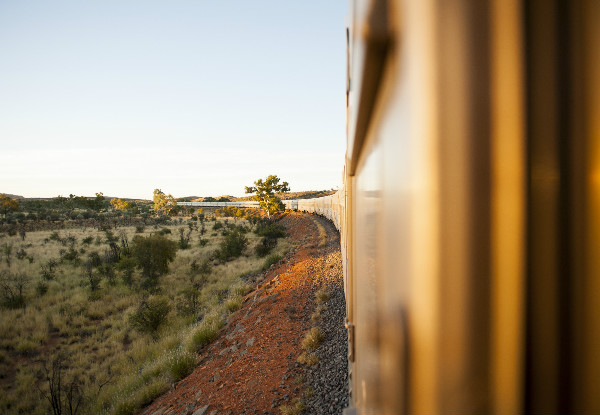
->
[0,272,28,309]
[263,253,282,270]
[87,252,102,268]
[255,221,286,238]
[177,286,201,317]
[36,280,48,296]
[129,296,171,337]
[131,234,177,288]
[255,236,277,257]
[215,230,248,263]
[116,256,136,287]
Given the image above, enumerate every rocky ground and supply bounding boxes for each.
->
[141,212,348,415]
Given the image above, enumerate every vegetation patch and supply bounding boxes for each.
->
[263,253,283,270]
[0,202,292,414]
[301,327,325,351]
[297,352,319,365]
[316,289,330,304]
[279,398,306,415]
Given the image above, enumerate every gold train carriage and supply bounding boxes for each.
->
[297,0,600,413]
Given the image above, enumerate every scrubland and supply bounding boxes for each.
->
[0,215,290,414]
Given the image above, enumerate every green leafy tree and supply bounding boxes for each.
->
[153,189,177,216]
[93,192,106,211]
[131,234,177,288]
[0,194,19,218]
[245,175,290,218]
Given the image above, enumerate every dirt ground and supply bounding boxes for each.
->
[141,211,343,415]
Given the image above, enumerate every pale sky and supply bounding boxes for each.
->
[0,1,347,199]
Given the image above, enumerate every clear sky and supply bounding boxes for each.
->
[0,1,347,199]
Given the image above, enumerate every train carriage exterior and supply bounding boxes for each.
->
[294,0,600,414]
[335,0,600,413]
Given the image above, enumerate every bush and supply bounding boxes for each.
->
[215,230,248,263]
[254,236,277,257]
[0,272,29,309]
[116,256,136,287]
[212,222,223,231]
[61,247,79,263]
[131,234,177,288]
[255,221,286,238]
[15,248,27,260]
[36,280,48,296]
[87,252,102,268]
[129,296,171,337]
[263,253,282,270]
[177,286,201,317]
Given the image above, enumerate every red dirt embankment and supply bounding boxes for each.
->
[142,211,342,415]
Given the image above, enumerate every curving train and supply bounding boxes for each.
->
[298,0,600,414]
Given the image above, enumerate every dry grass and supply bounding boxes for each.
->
[296,352,319,365]
[315,289,330,304]
[301,327,325,351]
[279,398,306,415]
[0,216,291,415]
[312,219,327,247]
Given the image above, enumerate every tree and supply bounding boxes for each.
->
[0,194,19,218]
[110,198,135,212]
[153,189,177,216]
[93,192,106,211]
[131,234,177,288]
[245,175,290,219]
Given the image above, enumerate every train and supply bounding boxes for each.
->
[297,0,600,414]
